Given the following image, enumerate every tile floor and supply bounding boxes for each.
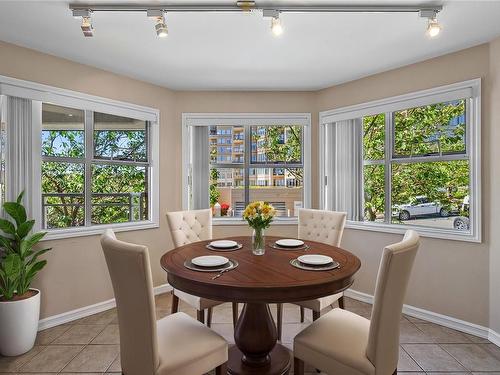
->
[1,293,499,374]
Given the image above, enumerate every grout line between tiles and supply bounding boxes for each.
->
[400,344,425,372]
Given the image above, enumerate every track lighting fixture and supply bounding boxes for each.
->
[420,9,442,38]
[70,4,443,39]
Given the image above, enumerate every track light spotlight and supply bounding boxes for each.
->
[81,16,94,37]
[147,10,168,38]
[155,16,168,37]
[72,9,94,37]
[263,9,283,37]
[420,9,441,38]
[427,17,441,38]
[271,16,283,36]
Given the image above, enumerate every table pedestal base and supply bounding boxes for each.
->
[229,303,291,375]
[228,345,291,375]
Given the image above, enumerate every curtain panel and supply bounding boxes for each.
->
[4,96,34,217]
[324,119,363,221]
[191,126,209,210]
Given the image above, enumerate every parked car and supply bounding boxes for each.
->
[393,195,450,221]
[453,195,470,230]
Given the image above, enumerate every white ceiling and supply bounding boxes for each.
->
[0,1,500,90]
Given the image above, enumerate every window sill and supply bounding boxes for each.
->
[41,220,159,241]
[213,217,299,226]
[345,220,480,243]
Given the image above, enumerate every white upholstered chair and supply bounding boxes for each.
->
[166,209,238,327]
[100,229,228,375]
[293,230,420,375]
[276,209,347,340]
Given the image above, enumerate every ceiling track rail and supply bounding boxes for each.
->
[69,3,443,14]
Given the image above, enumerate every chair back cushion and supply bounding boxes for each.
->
[298,208,347,246]
[166,209,212,247]
[366,230,420,375]
[100,229,159,375]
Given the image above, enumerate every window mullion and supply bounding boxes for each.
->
[244,125,250,206]
[384,112,392,224]
[84,110,93,227]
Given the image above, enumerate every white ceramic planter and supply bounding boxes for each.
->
[0,289,40,356]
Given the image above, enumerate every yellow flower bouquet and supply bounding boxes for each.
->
[243,201,276,255]
[243,201,276,229]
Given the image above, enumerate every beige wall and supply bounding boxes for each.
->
[488,37,500,333]
[0,39,498,330]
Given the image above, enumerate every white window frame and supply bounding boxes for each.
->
[182,113,312,225]
[0,75,160,240]
[319,79,481,242]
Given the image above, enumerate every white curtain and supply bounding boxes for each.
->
[191,126,209,210]
[4,96,34,217]
[325,119,363,221]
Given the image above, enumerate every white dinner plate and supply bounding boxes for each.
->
[191,255,229,267]
[276,239,305,248]
[297,254,333,266]
[209,240,239,249]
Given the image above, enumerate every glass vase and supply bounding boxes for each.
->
[252,228,265,256]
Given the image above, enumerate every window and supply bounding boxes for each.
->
[183,113,311,223]
[320,80,480,241]
[0,75,159,239]
[41,104,153,231]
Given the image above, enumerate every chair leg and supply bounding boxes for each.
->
[312,310,320,321]
[294,357,304,375]
[276,303,283,342]
[171,294,179,314]
[338,295,345,309]
[232,302,238,328]
[392,370,397,375]
[300,306,305,323]
[197,309,205,324]
[207,307,213,327]
[215,362,227,375]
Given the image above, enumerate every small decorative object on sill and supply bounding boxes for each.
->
[213,202,221,217]
[243,201,276,256]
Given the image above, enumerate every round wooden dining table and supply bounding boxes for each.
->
[161,236,361,375]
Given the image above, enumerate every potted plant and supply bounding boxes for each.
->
[243,201,276,256]
[0,192,50,356]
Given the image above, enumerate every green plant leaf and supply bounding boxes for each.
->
[0,236,14,253]
[27,248,51,266]
[20,232,47,257]
[0,219,16,236]
[17,220,35,239]
[16,191,25,204]
[23,260,47,288]
[3,202,27,226]
[0,266,15,300]
[2,253,21,279]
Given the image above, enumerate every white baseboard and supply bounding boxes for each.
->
[489,329,500,347]
[345,289,499,345]
[38,283,172,331]
[38,284,500,348]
